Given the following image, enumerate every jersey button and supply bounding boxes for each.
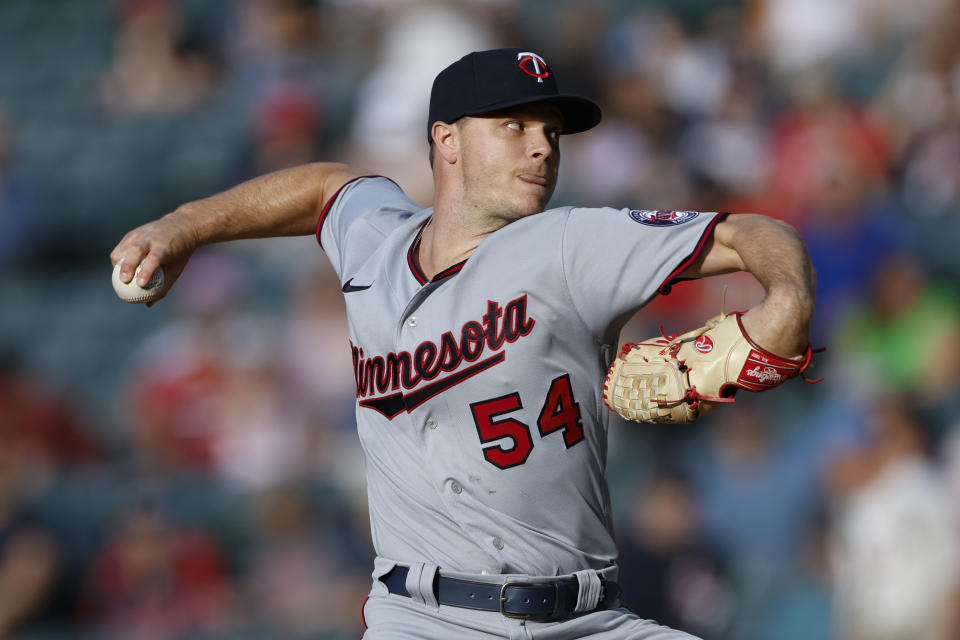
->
[451,481,463,494]
[426,418,438,429]
[493,537,505,550]
[407,316,418,327]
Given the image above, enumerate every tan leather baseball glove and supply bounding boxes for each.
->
[603,310,819,424]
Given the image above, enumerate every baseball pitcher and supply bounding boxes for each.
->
[111,48,817,639]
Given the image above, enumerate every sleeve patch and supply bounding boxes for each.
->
[629,210,699,226]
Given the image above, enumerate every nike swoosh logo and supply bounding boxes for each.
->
[342,278,373,293]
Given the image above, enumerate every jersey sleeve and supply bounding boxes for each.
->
[560,207,728,336]
[316,176,421,278]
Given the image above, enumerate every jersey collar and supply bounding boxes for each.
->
[407,219,467,286]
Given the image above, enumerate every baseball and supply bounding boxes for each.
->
[112,262,164,303]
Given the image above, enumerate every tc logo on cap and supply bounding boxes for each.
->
[517,52,549,83]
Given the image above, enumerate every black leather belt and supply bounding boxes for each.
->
[380,566,620,621]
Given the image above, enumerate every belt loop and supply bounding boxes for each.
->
[572,569,602,613]
[405,562,440,611]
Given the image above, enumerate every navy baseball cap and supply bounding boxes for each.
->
[428,48,602,140]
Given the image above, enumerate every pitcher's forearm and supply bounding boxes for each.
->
[740,290,814,357]
[725,215,816,356]
[175,162,355,245]
[726,215,816,309]
[687,214,816,357]
[109,162,367,301]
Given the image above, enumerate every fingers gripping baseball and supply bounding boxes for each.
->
[603,310,818,424]
[109,215,198,305]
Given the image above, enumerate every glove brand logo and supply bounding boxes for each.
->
[351,295,536,419]
[517,52,550,83]
[629,210,700,227]
[744,365,783,385]
[694,335,714,353]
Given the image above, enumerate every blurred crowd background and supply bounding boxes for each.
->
[1,0,959,638]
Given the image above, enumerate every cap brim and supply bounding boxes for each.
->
[465,94,602,135]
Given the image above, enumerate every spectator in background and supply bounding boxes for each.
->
[767,78,890,224]
[0,351,105,635]
[240,486,369,637]
[947,421,960,520]
[99,0,223,117]
[561,9,682,208]
[825,396,960,640]
[125,252,248,475]
[689,401,825,636]
[872,2,960,276]
[767,78,890,221]
[679,84,769,210]
[346,0,496,204]
[616,469,732,639]
[757,0,863,74]
[752,510,833,640]
[0,109,41,268]
[279,261,355,426]
[241,80,325,178]
[869,0,960,159]
[945,418,960,633]
[765,80,896,341]
[223,0,351,160]
[899,123,960,224]
[126,251,330,492]
[209,314,315,492]
[833,253,960,411]
[753,0,947,76]
[279,262,368,507]
[0,352,102,480]
[0,362,59,637]
[78,503,232,640]
[226,0,332,72]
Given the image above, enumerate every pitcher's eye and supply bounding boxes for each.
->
[506,121,523,132]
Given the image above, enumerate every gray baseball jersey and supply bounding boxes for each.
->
[317,176,724,582]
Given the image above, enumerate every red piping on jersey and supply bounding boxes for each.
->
[406,219,467,285]
[432,261,467,280]
[407,223,430,285]
[314,175,389,249]
[657,212,730,296]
